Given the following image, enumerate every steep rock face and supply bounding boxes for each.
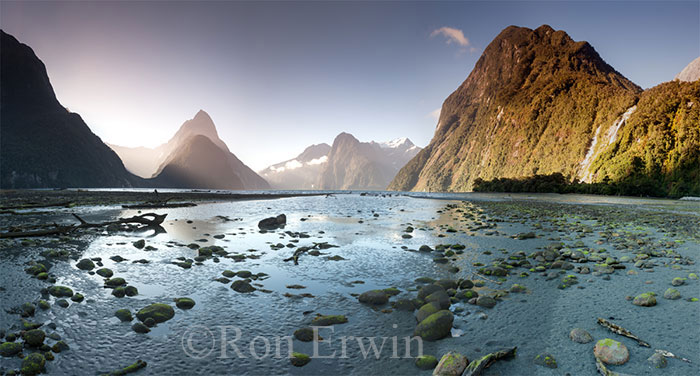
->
[259,143,331,189]
[318,133,420,190]
[0,30,137,188]
[112,110,269,190]
[675,57,700,82]
[389,25,641,191]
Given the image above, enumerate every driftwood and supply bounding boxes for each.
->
[597,317,650,347]
[284,246,313,265]
[655,349,691,363]
[0,213,167,239]
[462,347,517,376]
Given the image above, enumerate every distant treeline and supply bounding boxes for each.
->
[472,169,698,198]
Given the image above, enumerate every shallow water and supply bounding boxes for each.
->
[1,193,699,375]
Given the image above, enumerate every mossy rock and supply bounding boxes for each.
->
[632,292,657,307]
[136,303,175,324]
[434,351,468,375]
[293,327,321,342]
[382,287,400,296]
[456,289,478,300]
[415,354,438,370]
[290,352,311,367]
[105,278,126,288]
[124,286,138,297]
[36,272,49,280]
[48,285,73,298]
[413,310,453,341]
[21,353,46,375]
[358,290,389,305]
[236,270,252,278]
[132,322,150,333]
[594,338,629,365]
[392,299,415,311]
[70,293,84,302]
[96,268,114,278]
[416,302,441,323]
[534,353,557,368]
[510,284,527,293]
[25,264,47,276]
[417,284,445,301]
[663,288,681,300]
[175,298,196,309]
[230,280,255,293]
[311,315,348,326]
[115,309,133,322]
[222,270,236,278]
[425,290,451,309]
[51,340,69,353]
[671,277,685,286]
[37,300,50,310]
[132,239,146,249]
[76,259,95,270]
[112,287,126,298]
[0,342,22,357]
[415,277,436,284]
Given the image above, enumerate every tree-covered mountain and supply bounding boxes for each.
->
[0,30,138,188]
[389,25,699,197]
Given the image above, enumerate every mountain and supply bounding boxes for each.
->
[390,25,646,192]
[318,133,421,190]
[0,30,138,188]
[259,143,331,189]
[112,110,269,190]
[675,57,700,82]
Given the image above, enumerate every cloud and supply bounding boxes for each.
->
[429,108,441,121]
[430,27,470,47]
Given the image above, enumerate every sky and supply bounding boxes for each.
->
[1,0,698,170]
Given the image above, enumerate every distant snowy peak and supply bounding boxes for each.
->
[378,137,415,150]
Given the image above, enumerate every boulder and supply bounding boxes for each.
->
[594,338,629,365]
[358,290,389,305]
[136,303,175,324]
[433,351,468,375]
[413,310,453,341]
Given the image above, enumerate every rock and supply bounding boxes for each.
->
[21,302,35,316]
[413,310,453,341]
[533,353,557,368]
[71,293,84,302]
[144,318,156,327]
[416,277,436,284]
[133,239,146,249]
[383,287,400,296]
[76,258,95,270]
[458,279,474,289]
[96,268,113,278]
[56,299,69,308]
[237,270,253,278]
[51,340,69,353]
[222,270,236,278]
[415,355,438,370]
[416,302,441,323]
[311,315,348,326]
[358,290,389,305]
[115,309,133,322]
[509,284,526,293]
[419,245,433,252]
[663,288,681,300]
[689,273,698,280]
[435,279,458,290]
[433,351,468,375]
[433,257,448,264]
[22,329,45,347]
[569,328,593,343]
[671,277,685,286]
[293,328,316,342]
[124,286,138,296]
[258,214,286,230]
[632,292,657,307]
[231,280,255,293]
[456,289,478,301]
[290,352,310,367]
[112,287,126,298]
[104,278,126,287]
[38,300,50,310]
[418,284,445,301]
[647,352,667,368]
[132,322,150,333]
[393,299,415,311]
[594,338,629,365]
[517,232,536,240]
[175,298,196,309]
[48,285,73,297]
[480,266,507,277]
[0,342,22,357]
[136,303,175,324]
[21,353,46,375]
[425,290,451,309]
[476,296,497,309]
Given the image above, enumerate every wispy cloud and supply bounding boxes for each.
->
[430,26,470,47]
[429,108,441,121]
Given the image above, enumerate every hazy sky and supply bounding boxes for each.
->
[2,1,698,170]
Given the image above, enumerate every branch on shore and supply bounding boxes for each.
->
[0,213,167,239]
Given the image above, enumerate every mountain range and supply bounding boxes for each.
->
[259,134,421,190]
[110,110,269,190]
[389,25,699,197]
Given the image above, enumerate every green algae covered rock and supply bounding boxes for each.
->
[136,303,174,324]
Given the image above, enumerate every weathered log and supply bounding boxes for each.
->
[462,347,517,376]
[597,317,650,347]
[0,213,167,238]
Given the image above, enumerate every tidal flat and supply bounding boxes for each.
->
[1,191,699,375]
